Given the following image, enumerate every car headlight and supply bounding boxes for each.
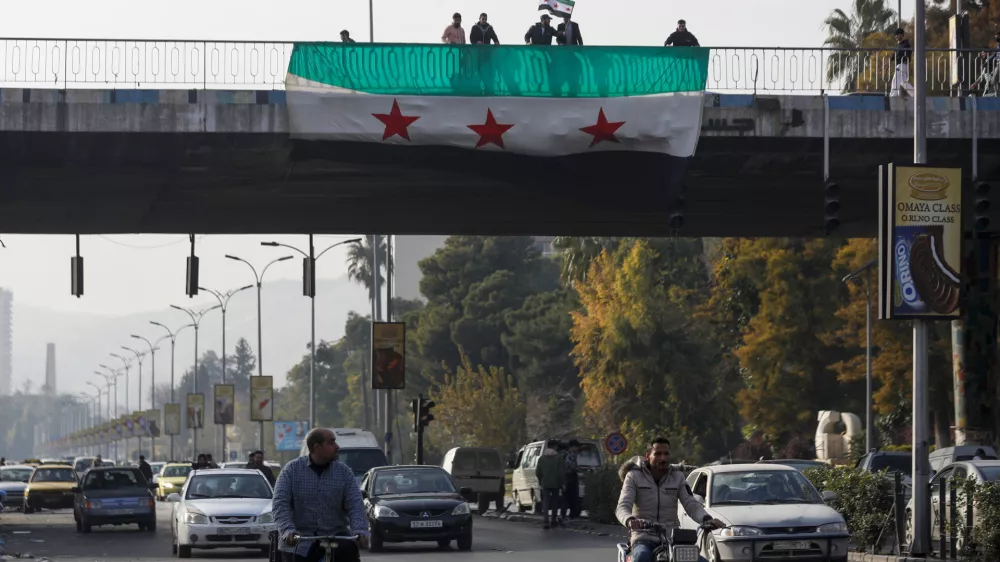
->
[719,526,762,537]
[258,511,275,524]
[818,522,848,533]
[373,505,399,518]
[451,503,470,516]
[185,511,209,524]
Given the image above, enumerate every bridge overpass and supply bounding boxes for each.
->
[0,40,996,237]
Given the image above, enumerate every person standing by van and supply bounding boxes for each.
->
[535,440,565,529]
[562,440,582,520]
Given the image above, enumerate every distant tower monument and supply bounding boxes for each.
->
[44,343,56,395]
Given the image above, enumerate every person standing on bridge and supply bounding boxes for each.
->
[525,13,558,45]
[891,28,914,98]
[442,13,466,44]
[339,30,355,43]
[556,15,583,46]
[664,20,699,47]
[470,13,500,44]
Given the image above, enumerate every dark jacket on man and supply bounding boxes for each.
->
[246,461,276,487]
[525,22,558,45]
[556,21,583,45]
[895,39,912,65]
[470,23,499,45]
[138,460,153,483]
[665,30,699,47]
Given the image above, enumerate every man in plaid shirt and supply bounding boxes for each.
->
[273,428,370,562]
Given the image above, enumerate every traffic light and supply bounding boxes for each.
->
[419,396,435,428]
[974,181,991,234]
[303,256,316,298]
[413,394,435,465]
[824,182,840,236]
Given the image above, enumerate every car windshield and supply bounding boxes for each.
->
[31,468,78,483]
[871,455,912,477]
[979,467,1000,481]
[340,449,388,476]
[711,470,822,505]
[163,466,192,478]
[84,469,146,490]
[373,469,456,495]
[1,468,33,482]
[185,474,272,500]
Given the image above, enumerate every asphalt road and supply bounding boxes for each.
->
[0,504,620,561]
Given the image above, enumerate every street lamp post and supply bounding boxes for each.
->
[131,335,161,461]
[842,259,877,453]
[122,346,147,456]
[151,322,194,461]
[85,383,103,456]
[199,284,253,462]
[96,368,119,458]
[171,304,220,458]
[262,236,361,429]
[225,254,293,450]
[110,353,132,460]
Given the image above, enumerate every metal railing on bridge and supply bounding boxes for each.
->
[0,39,993,95]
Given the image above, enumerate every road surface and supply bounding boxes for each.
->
[0,504,620,561]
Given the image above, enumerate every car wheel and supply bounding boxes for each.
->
[477,495,490,514]
[177,544,192,558]
[76,517,82,532]
[704,535,721,562]
[904,509,913,550]
[139,523,147,531]
[457,530,473,551]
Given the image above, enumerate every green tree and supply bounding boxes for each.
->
[823,0,898,92]
[345,235,389,304]
[551,236,621,285]
[227,337,256,394]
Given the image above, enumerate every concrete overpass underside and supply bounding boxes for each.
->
[0,90,996,238]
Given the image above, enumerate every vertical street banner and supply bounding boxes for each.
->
[273,421,309,452]
[214,384,235,425]
[250,376,273,421]
[163,403,181,435]
[146,410,161,437]
[187,393,205,429]
[880,164,964,320]
[136,412,147,436]
[372,322,405,390]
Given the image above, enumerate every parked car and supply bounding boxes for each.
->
[360,465,473,552]
[929,446,999,474]
[856,450,912,501]
[758,459,829,472]
[509,438,604,513]
[24,464,79,512]
[72,466,157,533]
[682,464,849,562]
[904,460,1000,552]
[168,468,276,558]
[441,447,505,513]
[0,465,34,510]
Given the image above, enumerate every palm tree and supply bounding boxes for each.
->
[551,236,620,285]
[823,0,898,92]
[345,235,390,305]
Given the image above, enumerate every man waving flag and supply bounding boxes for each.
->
[539,0,574,18]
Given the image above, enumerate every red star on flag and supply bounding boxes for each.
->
[467,109,515,149]
[372,99,420,141]
[579,108,625,147]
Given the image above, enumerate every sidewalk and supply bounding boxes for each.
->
[480,508,629,538]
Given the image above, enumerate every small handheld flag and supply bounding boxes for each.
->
[539,0,574,18]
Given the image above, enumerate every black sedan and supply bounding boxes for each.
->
[360,465,473,551]
[72,466,158,533]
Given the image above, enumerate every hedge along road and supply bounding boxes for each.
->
[0,503,621,561]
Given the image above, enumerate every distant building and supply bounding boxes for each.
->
[0,288,11,396]
[44,343,56,395]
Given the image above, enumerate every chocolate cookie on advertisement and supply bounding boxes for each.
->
[893,225,960,315]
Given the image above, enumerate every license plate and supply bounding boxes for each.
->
[773,541,811,550]
[672,545,700,562]
[218,527,251,535]
[410,520,443,529]
[106,509,133,515]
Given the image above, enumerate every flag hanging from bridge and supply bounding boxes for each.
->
[284,44,709,202]
[539,0,575,18]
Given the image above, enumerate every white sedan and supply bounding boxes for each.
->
[168,468,277,558]
[679,464,849,562]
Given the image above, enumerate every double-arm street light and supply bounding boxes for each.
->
[200,284,253,462]
[171,304,221,457]
[150,321,194,461]
[225,254,293,449]
[842,259,877,454]
[262,236,361,429]
[130,335,162,460]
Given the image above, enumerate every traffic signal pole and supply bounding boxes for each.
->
[412,395,434,464]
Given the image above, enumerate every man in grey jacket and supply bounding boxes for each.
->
[616,437,724,562]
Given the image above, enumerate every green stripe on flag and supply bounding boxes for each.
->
[287,43,709,98]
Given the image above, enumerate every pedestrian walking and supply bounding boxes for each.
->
[890,28,914,98]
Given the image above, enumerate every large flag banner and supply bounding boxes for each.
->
[187,393,205,429]
[539,0,574,17]
[250,376,273,421]
[163,403,182,435]
[214,384,235,425]
[285,44,708,210]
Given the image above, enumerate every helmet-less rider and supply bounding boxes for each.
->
[616,437,725,562]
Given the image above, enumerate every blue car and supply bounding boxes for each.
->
[73,466,157,533]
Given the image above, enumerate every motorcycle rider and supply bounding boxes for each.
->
[616,437,725,562]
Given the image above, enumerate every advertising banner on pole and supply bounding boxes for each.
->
[145,410,160,437]
[879,164,964,320]
[372,322,405,390]
[187,393,205,429]
[163,403,181,435]
[274,421,309,452]
[250,377,273,421]
[214,384,235,425]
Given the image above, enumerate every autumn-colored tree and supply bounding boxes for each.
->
[426,354,527,458]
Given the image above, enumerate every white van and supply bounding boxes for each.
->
[299,428,388,484]
[441,447,505,513]
[509,439,604,513]
[930,445,999,474]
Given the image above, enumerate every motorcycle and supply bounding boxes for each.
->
[616,518,719,562]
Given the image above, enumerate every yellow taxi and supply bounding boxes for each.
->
[24,464,79,512]
[156,463,192,501]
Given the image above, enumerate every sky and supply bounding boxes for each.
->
[0,0,888,393]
